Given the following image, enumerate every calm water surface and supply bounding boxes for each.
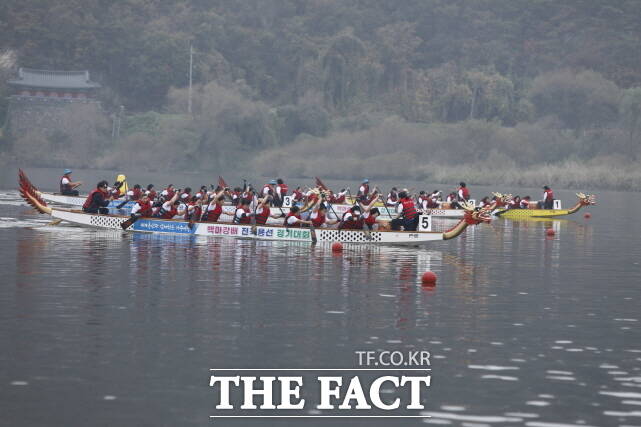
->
[1,169,641,427]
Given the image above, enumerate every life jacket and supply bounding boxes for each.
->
[110,188,122,199]
[262,185,272,196]
[203,204,222,222]
[82,189,107,210]
[164,187,175,199]
[544,189,554,201]
[359,183,370,196]
[130,187,143,201]
[329,194,345,203]
[284,212,301,227]
[185,203,201,221]
[255,206,270,225]
[60,175,72,194]
[308,193,319,205]
[311,211,326,227]
[339,212,362,229]
[292,190,303,201]
[157,203,177,219]
[400,198,417,220]
[520,199,530,209]
[364,214,377,227]
[388,192,398,203]
[147,190,157,201]
[234,206,251,224]
[277,184,288,196]
[136,200,153,217]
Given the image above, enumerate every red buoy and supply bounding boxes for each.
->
[546,228,555,236]
[331,242,343,253]
[584,212,591,219]
[421,271,437,285]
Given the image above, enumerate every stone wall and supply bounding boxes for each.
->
[7,96,105,137]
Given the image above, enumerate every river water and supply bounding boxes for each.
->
[1,168,641,427]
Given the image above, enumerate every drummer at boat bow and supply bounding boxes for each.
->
[60,169,82,196]
[82,181,112,214]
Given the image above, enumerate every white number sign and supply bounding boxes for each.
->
[282,196,293,208]
[553,200,562,210]
[418,214,432,232]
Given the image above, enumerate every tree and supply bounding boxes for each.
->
[620,87,641,157]
[529,69,620,134]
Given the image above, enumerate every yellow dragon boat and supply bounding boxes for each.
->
[494,193,595,219]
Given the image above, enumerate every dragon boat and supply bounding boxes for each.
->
[494,193,595,219]
[19,170,495,245]
[30,184,467,221]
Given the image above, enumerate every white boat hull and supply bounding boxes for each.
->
[50,209,447,245]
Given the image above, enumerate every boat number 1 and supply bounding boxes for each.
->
[418,214,432,232]
[282,196,293,208]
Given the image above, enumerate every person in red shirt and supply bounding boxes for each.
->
[59,169,82,196]
[542,186,554,209]
[390,191,418,231]
[457,182,470,201]
[82,180,112,214]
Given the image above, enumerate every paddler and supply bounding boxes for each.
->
[145,184,157,201]
[129,193,153,218]
[254,195,285,225]
[59,169,82,196]
[308,198,338,228]
[541,185,554,209]
[202,188,231,222]
[292,186,304,202]
[161,184,176,201]
[338,206,363,230]
[82,180,112,214]
[457,182,470,202]
[153,191,180,219]
[357,179,370,203]
[386,187,399,206]
[520,196,531,209]
[233,199,252,224]
[125,184,143,201]
[328,188,348,204]
[274,178,288,207]
[390,191,418,231]
[284,205,312,227]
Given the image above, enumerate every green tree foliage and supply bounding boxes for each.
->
[620,87,641,156]
[529,70,620,134]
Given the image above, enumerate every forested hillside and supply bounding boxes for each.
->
[2,0,641,188]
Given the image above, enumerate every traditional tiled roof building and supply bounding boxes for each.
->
[8,68,101,100]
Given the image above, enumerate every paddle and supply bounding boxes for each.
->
[120,214,139,230]
[116,198,130,209]
[379,194,393,219]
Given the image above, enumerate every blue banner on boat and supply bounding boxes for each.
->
[132,219,195,234]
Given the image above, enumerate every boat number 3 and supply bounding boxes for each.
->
[418,214,432,232]
[282,196,293,208]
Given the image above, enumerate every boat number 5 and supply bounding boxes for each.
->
[418,214,432,232]
[282,196,293,208]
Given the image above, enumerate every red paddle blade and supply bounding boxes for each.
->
[218,176,229,189]
[315,177,328,191]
